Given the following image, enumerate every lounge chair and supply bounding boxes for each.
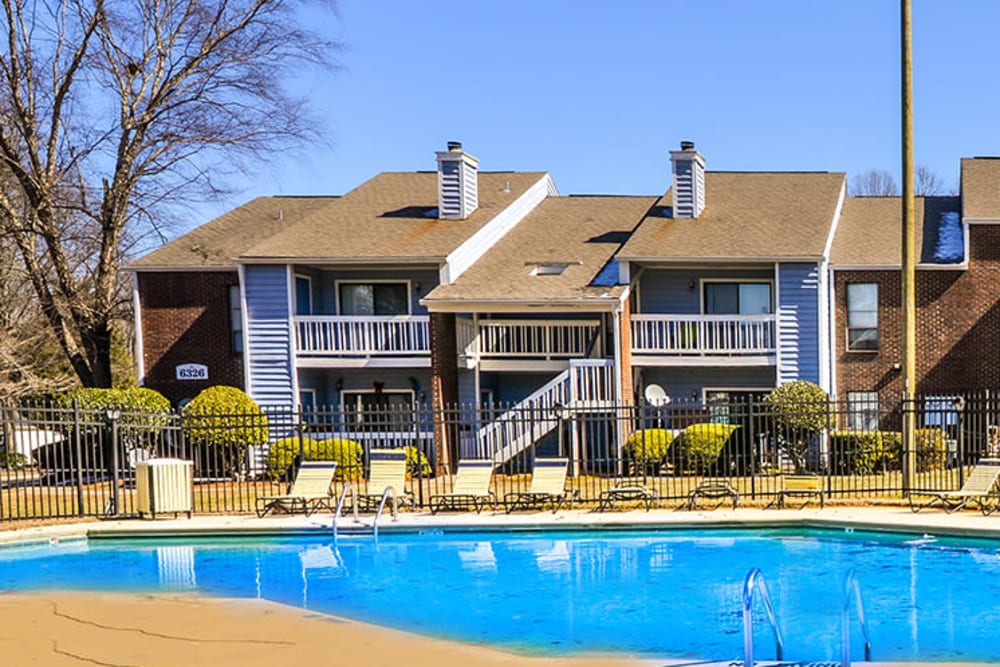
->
[504,458,574,513]
[357,449,414,511]
[597,478,659,511]
[909,458,1000,514]
[686,478,740,510]
[255,460,337,517]
[775,474,825,509]
[429,459,497,514]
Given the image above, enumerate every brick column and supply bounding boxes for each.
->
[430,312,459,474]
[618,299,635,407]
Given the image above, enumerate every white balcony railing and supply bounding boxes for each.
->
[631,314,776,356]
[295,315,430,356]
[460,319,603,361]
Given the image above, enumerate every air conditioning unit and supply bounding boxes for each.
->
[136,458,193,519]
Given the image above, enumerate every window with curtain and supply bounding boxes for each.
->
[338,282,409,315]
[704,282,772,314]
[846,283,878,350]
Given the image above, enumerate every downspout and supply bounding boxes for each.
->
[132,273,145,385]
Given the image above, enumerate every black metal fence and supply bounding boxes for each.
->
[1,392,997,521]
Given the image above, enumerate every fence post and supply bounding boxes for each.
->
[73,399,85,517]
[748,395,757,500]
[107,409,121,516]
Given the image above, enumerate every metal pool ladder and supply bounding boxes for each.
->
[371,486,398,539]
[332,483,359,539]
[742,567,784,667]
[842,569,872,666]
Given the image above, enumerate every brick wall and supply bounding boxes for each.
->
[137,271,244,404]
[834,225,1000,397]
[429,312,458,473]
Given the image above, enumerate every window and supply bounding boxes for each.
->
[228,286,243,354]
[847,391,879,431]
[704,282,772,315]
[924,396,959,428]
[342,389,414,431]
[338,282,409,315]
[294,275,312,315]
[846,283,878,350]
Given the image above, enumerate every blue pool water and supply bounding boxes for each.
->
[2,527,1000,662]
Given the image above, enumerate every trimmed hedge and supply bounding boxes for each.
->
[182,386,268,477]
[830,428,948,474]
[624,429,674,474]
[672,423,738,474]
[264,437,363,481]
[54,387,172,432]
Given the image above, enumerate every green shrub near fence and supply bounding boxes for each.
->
[672,423,738,474]
[830,428,947,474]
[404,445,433,478]
[182,386,268,478]
[624,429,674,474]
[264,437,363,481]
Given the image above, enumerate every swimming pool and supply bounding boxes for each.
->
[2,527,999,662]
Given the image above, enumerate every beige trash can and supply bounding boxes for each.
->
[135,458,193,519]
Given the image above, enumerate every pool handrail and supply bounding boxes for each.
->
[372,485,398,539]
[742,567,784,667]
[841,569,872,666]
[333,483,359,538]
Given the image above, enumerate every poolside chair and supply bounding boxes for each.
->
[429,459,497,514]
[255,460,337,517]
[356,449,414,512]
[909,458,1000,514]
[504,458,574,514]
[774,474,825,509]
[597,478,659,511]
[686,478,740,510]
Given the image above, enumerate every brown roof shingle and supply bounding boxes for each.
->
[423,195,656,307]
[617,172,846,262]
[961,158,1000,220]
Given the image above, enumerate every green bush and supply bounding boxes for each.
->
[765,381,829,471]
[0,451,28,470]
[264,436,362,481]
[916,428,947,473]
[830,431,895,475]
[54,387,172,432]
[672,423,738,474]
[624,429,674,474]
[182,386,268,477]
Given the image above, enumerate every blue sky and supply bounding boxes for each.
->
[191,1,1000,227]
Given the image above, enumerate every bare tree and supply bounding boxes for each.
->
[915,165,946,195]
[851,169,899,196]
[0,0,337,388]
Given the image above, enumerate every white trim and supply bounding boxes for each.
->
[286,265,300,404]
[298,387,317,409]
[294,273,313,315]
[845,282,879,353]
[132,272,145,385]
[817,258,831,393]
[420,298,622,313]
[618,259,632,285]
[830,262,968,271]
[963,217,1000,225]
[295,357,431,369]
[237,264,251,394]
[826,264,838,398]
[441,173,556,284]
[617,254,825,264]
[335,279,412,315]
[631,355,775,368]
[822,178,847,262]
[773,263,782,383]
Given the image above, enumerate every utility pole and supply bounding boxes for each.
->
[901,0,917,494]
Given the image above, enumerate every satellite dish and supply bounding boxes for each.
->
[644,383,671,407]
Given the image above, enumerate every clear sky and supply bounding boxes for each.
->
[189,0,1000,229]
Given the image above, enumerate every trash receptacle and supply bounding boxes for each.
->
[136,458,193,519]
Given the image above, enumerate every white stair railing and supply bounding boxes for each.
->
[473,370,571,463]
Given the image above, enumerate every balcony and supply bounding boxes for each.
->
[457,319,603,367]
[294,315,430,360]
[630,314,776,365]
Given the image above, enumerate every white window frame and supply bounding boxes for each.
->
[846,283,879,352]
[334,279,412,316]
[700,278,774,315]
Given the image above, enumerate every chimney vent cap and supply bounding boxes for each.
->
[680,140,696,151]
[447,141,463,152]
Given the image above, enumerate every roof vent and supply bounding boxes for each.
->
[669,140,706,219]
[436,141,479,219]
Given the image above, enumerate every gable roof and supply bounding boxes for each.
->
[423,195,656,309]
[241,172,547,263]
[961,158,1000,220]
[831,195,963,267]
[617,172,846,262]
[130,196,336,270]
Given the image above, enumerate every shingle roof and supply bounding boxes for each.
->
[130,196,337,269]
[423,195,656,307]
[961,158,1000,220]
[241,172,547,262]
[830,196,962,266]
[617,172,846,262]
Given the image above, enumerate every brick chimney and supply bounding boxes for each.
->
[669,140,706,219]
[436,141,479,219]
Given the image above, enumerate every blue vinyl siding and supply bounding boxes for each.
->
[245,265,294,409]
[777,263,820,384]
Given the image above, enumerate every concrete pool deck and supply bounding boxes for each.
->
[1,506,998,666]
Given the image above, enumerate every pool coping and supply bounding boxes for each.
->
[5,505,1000,545]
